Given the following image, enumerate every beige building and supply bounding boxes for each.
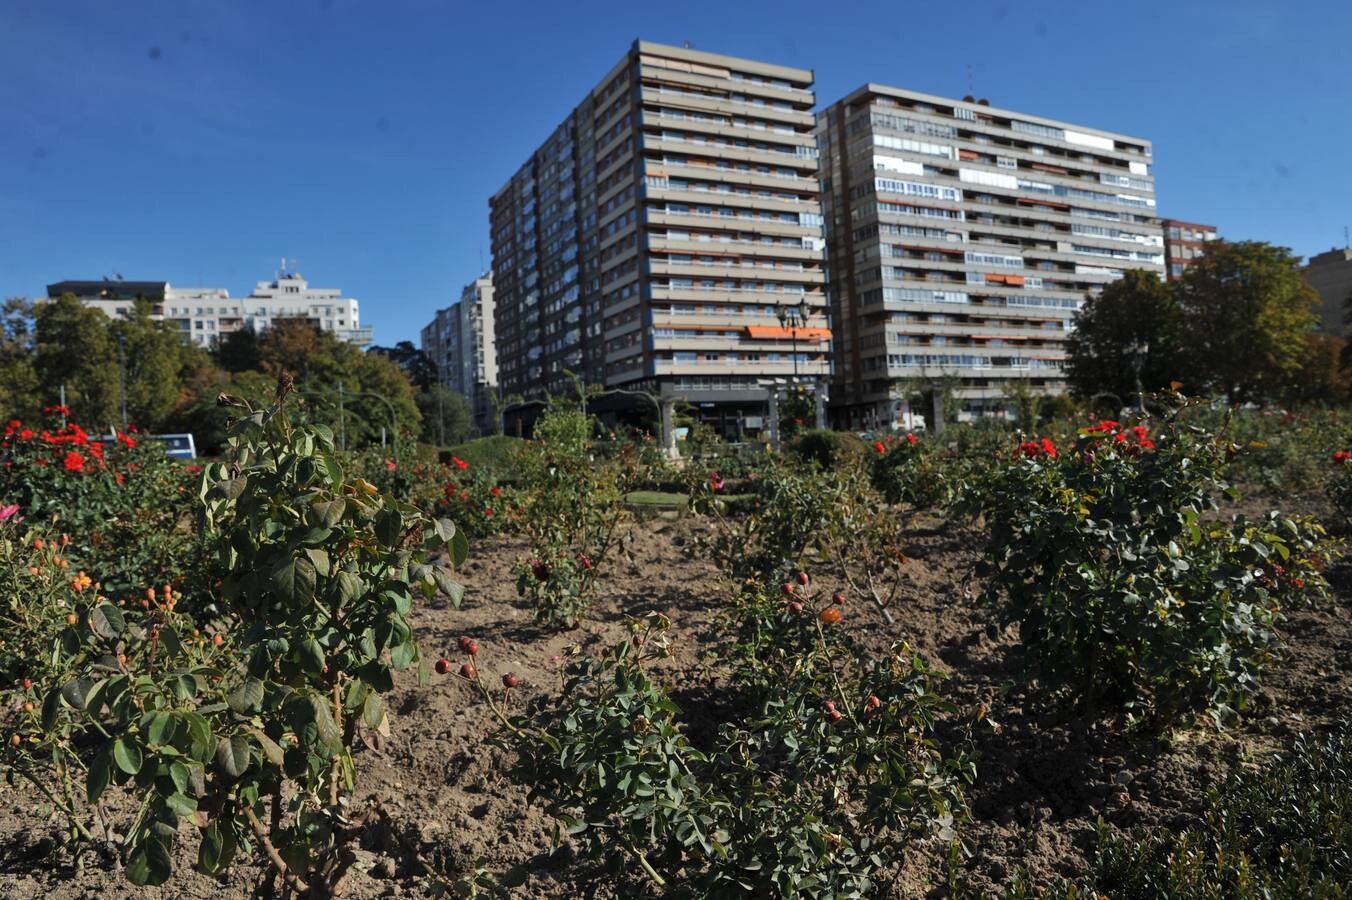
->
[817,86,1165,428]
[1306,247,1352,335]
[489,40,828,434]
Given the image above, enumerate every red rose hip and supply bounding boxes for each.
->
[502,673,520,689]
[434,658,451,675]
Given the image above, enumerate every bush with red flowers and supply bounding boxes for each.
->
[869,431,955,509]
[0,412,205,598]
[975,401,1334,727]
[436,461,517,539]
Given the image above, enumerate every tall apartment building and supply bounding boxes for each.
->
[817,86,1164,428]
[489,40,828,435]
[419,273,498,433]
[1305,247,1352,335]
[49,270,372,348]
[1161,218,1218,281]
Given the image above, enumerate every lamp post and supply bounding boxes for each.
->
[1128,340,1149,414]
[116,333,129,432]
[776,300,808,421]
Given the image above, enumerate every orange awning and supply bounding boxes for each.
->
[745,325,832,341]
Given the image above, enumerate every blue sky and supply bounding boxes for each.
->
[2,0,1348,347]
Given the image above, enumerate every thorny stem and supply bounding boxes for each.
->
[243,804,311,894]
[814,618,856,721]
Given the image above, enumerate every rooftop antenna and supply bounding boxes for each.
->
[683,40,691,48]
[280,257,287,277]
[967,63,974,97]
[479,246,484,273]
[1345,225,1349,249]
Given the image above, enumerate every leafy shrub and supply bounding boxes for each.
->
[513,403,630,627]
[687,455,838,588]
[1328,451,1352,528]
[492,610,972,896]
[0,412,206,600]
[435,454,519,538]
[1075,721,1352,897]
[788,428,868,471]
[976,413,1333,726]
[0,381,468,891]
[868,431,954,510]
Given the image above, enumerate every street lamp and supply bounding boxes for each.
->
[1127,340,1150,413]
[776,300,809,422]
[117,333,129,432]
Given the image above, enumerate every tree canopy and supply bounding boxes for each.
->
[1064,269,1180,405]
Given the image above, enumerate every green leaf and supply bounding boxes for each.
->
[215,733,252,778]
[270,556,317,604]
[113,737,143,775]
[165,792,197,817]
[389,640,416,671]
[431,568,465,607]
[40,689,61,731]
[303,548,331,578]
[310,498,346,528]
[299,638,325,673]
[208,477,248,502]
[146,712,177,747]
[227,677,265,714]
[312,697,341,753]
[449,528,470,567]
[374,508,403,546]
[87,746,113,803]
[61,676,97,710]
[125,833,173,886]
[248,728,286,767]
[90,603,126,640]
[158,624,183,657]
[197,822,236,876]
[334,571,365,606]
[169,761,190,795]
[362,692,385,730]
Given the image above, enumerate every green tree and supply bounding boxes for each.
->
[415,384,472,445]
[34,294,119,425]
[1288,333,1352,405]
[1173,240,1319,403]
[259,321,420,448]
[108,298,185,431]
[1064,269,1180,404]
[213,326,261,373]
[0,298,39,421]
[369,341,437,391]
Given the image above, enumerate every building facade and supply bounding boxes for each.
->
[419,273,498,433]
[816,85,1165,428]
[49,271,371,348]
[1305,247,1352,335]
[1161,219,1218,281]
[489,40,829,435]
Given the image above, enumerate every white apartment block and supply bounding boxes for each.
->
[47,272,372,348]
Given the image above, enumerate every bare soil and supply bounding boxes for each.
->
[0,492,1348,898]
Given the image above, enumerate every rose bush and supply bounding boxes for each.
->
[0,378,469,891]
[975,408,1334,727]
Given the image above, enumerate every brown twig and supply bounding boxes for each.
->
[243,804,311,894]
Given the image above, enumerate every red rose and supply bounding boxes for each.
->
[63,451,86,473]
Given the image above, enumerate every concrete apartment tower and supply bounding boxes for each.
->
[816,86,1164,429]
[1305,247,1352,335]
[489,40,828,435]
[419,273,498,434]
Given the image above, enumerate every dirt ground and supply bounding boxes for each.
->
[0,489,1348,898]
